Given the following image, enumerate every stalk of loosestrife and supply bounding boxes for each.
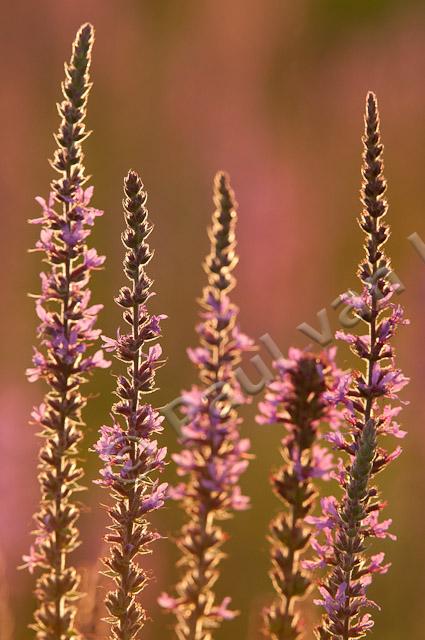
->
[257,348,343,640]
[159,172,254,640]
[94,170,167,640]
[305,92,408,639]
[24,23,109,640]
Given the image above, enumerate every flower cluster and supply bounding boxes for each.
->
[22,21,412,640]
[24,24,109,639]
[307,92,408,639]
[257,347,343,639]
[94,170,167,639]
[159,172,253,639]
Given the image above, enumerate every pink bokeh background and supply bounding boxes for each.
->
[1,1,425,638]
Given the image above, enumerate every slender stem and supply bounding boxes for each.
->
[185,316,226,640]
[118,282,140,639]
[166,172,251,639]
[341,113,380,640]
[98,171,166,640]
[283,508,298,618]
[53,160,74,637]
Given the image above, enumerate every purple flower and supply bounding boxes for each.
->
[93,424,127,461]
[139,481,168,514]
[310,93,408,640]
[314,583,348,619]
[187,345,210,365]
[21,546,46,575]
[256,348,343,639]
[160,172,253,638]
[94,171,167,639]
[95,465,116,487]
[210,597,238,621]
[25,24,107,639]
[83,246,105,269]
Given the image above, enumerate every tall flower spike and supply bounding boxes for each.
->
[256,348,342,640]
[24,23,109,640]
[94,171,167,639]
[159,172,254,639]
[308,92,408,639]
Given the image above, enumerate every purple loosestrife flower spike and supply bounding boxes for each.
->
[308,93,409,640]
[257,348,342,640]
[159,172,254,639]
[94,171,167,640]
[24,24,109,640]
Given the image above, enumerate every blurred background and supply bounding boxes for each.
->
[1,0,425,638]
